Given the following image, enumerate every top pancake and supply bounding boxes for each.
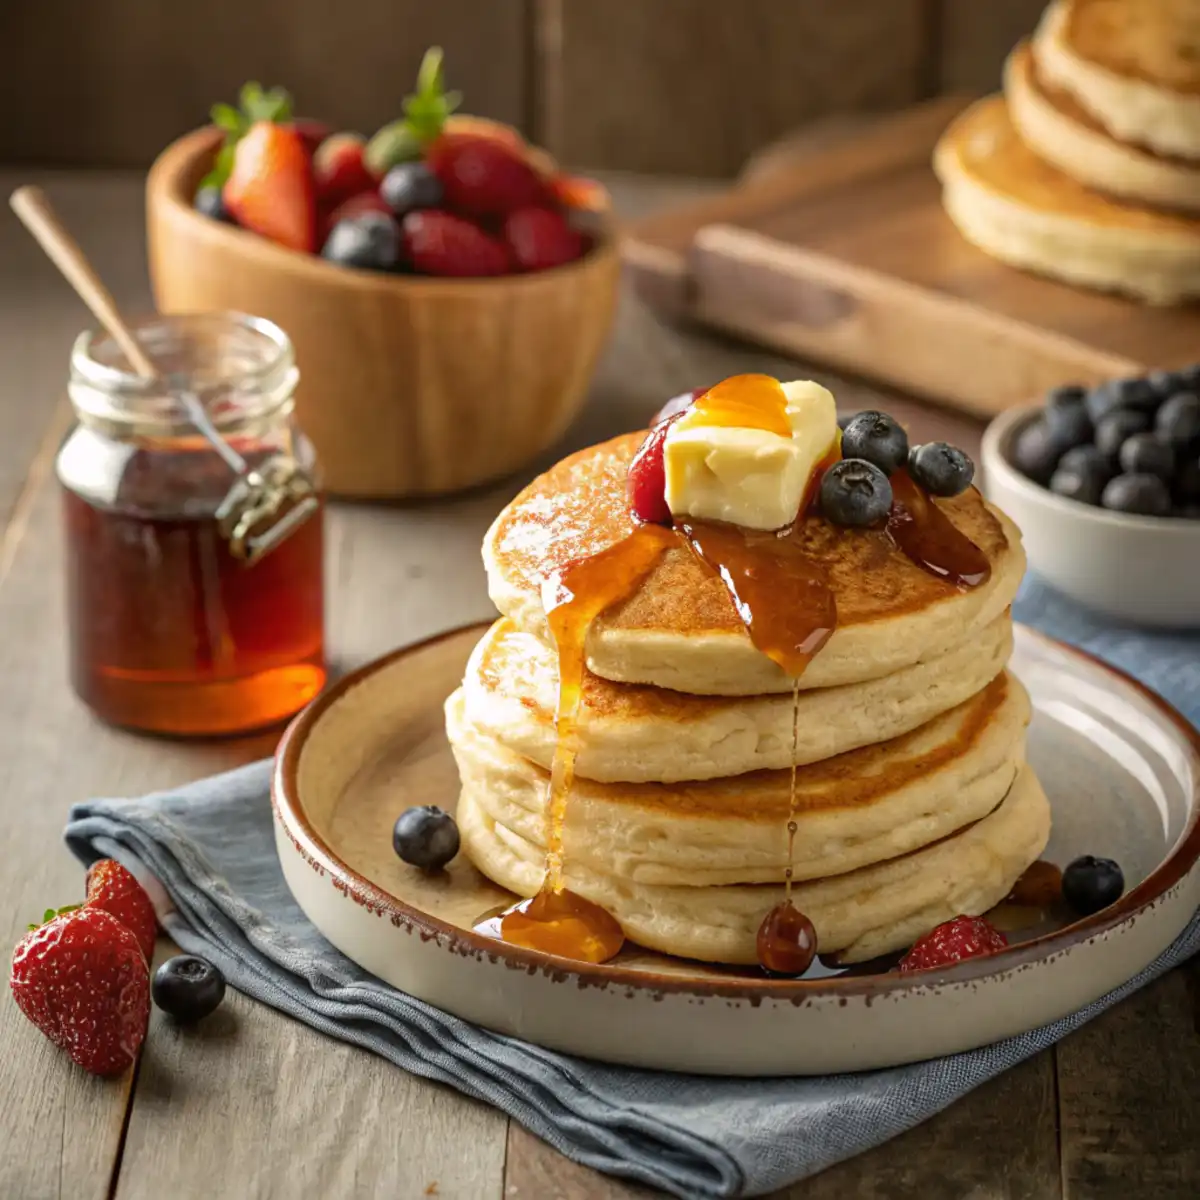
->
[485,432,1024,695]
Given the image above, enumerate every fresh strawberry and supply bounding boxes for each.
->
[223,121,317,253]
[442,115,524,149]
[11,908,149,1076]
[86,860,156,963]
[627,412,684,525]
[289,118,333,157]
[898,915,1009,973]
[313,133,375,206]
[549,173,611,213]
[503,206,585,272]
[426,133,546,217]
[402,210,510,277]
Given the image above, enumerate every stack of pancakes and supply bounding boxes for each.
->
[935,0,1200,304]
[445,434,1051,965]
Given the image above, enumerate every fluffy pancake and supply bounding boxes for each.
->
[1035,0,1200,161]
[934,95,1200,304]
[446,671,1031,887]
[484,433,1024,696]
[461,613,1013,782]
[1007,42,1200,211]
[457,763,1050,964]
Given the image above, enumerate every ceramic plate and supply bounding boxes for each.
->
[272,623,1200,1076]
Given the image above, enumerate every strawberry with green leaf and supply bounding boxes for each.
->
[365,47,462,177]
[202,81,294,191]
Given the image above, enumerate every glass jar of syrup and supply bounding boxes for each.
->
[57,313,326,736]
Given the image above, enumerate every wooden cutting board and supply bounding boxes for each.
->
[622,96,1199,417]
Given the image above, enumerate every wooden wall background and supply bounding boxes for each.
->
[0,0,1048,177]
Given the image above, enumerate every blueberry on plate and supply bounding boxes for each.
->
[1094,408,1151,460]
[393,805,460,870]
[1049,465,1105,506]
[908,442,975,496]
[194,185,232,223]
[380,161,444,216]
[1118,432,1174,479]
[839,411,909,475]
[152,955,226,1023]
[1010,418,1063,485]
[818,458,893,527]
[1155,391,1200,446]
[1101,472,1171,516]
[1062,855,1124,916]
[322,212,401,271]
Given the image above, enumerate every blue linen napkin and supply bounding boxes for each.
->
[64,576,1199,1200]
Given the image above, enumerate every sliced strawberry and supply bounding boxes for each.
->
[426,133,547,217]
[223,121,317,253]
[898,915,1009,973]
[402,210,510,277]
[10,908,149,1077]
[86,859,157,964]
[503,206,585,272]
[313,133,375,206]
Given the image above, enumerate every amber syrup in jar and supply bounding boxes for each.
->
[57,314,326,735]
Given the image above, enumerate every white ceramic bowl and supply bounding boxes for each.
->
[981,407,1200,628]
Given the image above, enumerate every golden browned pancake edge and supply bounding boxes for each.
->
[1063,0,1200,94]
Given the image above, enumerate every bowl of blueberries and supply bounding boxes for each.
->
[981,365,1200,627]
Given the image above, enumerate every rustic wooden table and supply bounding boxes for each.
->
[0,169,1196,1200]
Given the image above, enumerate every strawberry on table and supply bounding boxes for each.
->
[503,206,585,271]
[426,133,547,217]
[898,915,1009,973]
[402,210,510,277]
[313,133,375,207]
[10,908,150,1077]
[224,121,317,252]
[86,859,157,963]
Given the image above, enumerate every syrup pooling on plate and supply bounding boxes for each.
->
[475,523,675,964]
[887,470,991,589]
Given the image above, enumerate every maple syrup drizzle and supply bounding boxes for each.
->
[475,523,675,964]
[887,470,991,589]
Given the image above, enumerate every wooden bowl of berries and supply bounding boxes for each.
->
[146,56,620,499]
[981,367,1200,627]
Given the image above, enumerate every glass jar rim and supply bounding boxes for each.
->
[69,311,298,436]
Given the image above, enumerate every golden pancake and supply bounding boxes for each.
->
[1007,42,1200,211]
[484,433,1024,695]
[456,763,1051,964]
[934,95,1200,304]
[1036,0,1200,160]
[446,672,1031,887]
[461,614,1013,782]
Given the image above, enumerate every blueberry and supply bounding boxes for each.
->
[1094,408,1151,460]
[1046,383,1086,410]
[322,213,401,271]
[1058,444,1113,480]
[1155,391,1200,446]
[1180,362,1200,391]
[908,442,975,496]
[393,805,460,870]
[1010,419,1063,484]
[152,955,226,1023]
[837,412,859,432]
[1084,381,1123,424]
[818,458,893,527]
[1062,855,1124,916]
[380,161,443,216]
[839,411,909,475]
[1085,377,1157,423]
[1043,395,1092,450]
[1101,472,1171,516]
[1049,466,1105,506]
[194,185,232,223]
[1175,455,1200,505]
[1147,368,1185,400]
[1118,432,1174,479]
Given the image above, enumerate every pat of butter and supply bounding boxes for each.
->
[663,380,838,531]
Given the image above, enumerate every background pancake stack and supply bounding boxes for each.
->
[445,433,1052,966]
[935,0,1200,304]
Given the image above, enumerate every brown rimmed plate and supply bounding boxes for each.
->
[272,622,1200,1075]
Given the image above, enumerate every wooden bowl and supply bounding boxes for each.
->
[146,127,621,498]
